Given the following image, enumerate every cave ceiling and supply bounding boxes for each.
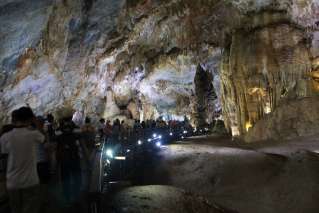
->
[0,0,318,139]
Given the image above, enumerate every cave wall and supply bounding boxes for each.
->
[0,0,228,124]
[0,0,318,141]
[220,3,319,140]
[221,11,314,136]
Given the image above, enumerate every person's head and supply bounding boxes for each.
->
[47,114,54,123]
[85,117,91,124]
[60,117,75,133]
[106,120,110,124]
[14,107,35,126]
[114,119,120,125]
[11,109,19,124]
[99,118,105,124]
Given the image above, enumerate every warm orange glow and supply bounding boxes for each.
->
[247,87,266,97]
[245,121,253,132]
[307,71,319,92]
[313,81,319,91]
[309,70,319,79]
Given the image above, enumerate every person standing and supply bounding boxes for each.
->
[56,117,83,204]
[80,117,95,191]
[111,119,121,144]
[33,116,51,213]
[81,117,96,154]
[0,107,45,213]
[97,118,106,138]
[44,114,57,175]
[103,120,112,142]
[34,116,50,185]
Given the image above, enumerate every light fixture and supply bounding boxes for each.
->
[105,149,113,158]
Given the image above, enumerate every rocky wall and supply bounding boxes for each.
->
[0,0,318,140]
[0,0,226,125]
[220,10,318,139]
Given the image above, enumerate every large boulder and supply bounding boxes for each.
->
[245,97,319,142]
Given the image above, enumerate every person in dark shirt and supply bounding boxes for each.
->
[56,117,82,204]
[45,114,57,175]
[97,118,106,138]
[45,114,56,142]
[103,120,112,142]
[81,117,96,153]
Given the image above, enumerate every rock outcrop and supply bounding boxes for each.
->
[245,97,319,142]
[221,11,315,136]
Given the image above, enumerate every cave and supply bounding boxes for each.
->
[0,0,319,213]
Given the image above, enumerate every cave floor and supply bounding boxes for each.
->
[107,134,319,213]
[5,135,318,213]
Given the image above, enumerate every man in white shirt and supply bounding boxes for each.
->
[0,107,45,213]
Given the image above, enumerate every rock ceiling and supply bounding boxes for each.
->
[0,0,318,140]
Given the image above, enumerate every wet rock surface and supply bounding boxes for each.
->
[94,135,319,213]
[110,185,230,213]
[154,136,319,213]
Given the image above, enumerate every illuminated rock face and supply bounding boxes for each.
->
[0,0,224,124]
[220,5,319,140]
[0,0,318,141]
[221,11,314,136]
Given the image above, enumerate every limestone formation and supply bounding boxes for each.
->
[221,11,315,137]
[245,97,319,142]
[0,0,318,141]
[193,65,218,127]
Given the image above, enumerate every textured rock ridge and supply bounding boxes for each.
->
[221,11,315,136]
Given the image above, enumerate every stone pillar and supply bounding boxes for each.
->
[193,64,216,127]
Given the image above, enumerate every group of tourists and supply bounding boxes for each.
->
[0,105,192,213]
[0,107,97,213]
[97,117,191,144]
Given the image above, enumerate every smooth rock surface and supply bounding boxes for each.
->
[111,185,231,213]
